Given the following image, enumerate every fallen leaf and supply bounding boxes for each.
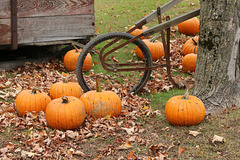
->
[94,133,101,138]
[117,156,125,160]
[62,72,68,77]
[126,150,137,159]
[127,136,136,142]
[74,150,89,157]
[67,148,74,156]
[21,150,41,158]
[5,81,11,87]
[153,109,162,116]
[66,130,79,139]
[212,135,226,144]
[188,130,201,137]
[142,106,149,110]
[178,146,186,155]
[122,127,135,135]
[0,84,5,89]
[161,127,170,132]
[0,104,15,114]
[190,3,195,6]
[162,85,173,92]
[117,142,133,150]
[21,75,30,79]
[104,115,111,120]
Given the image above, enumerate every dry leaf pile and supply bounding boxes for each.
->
[0,60,162,159]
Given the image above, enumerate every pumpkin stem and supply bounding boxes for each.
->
[72,43,80,53]
[62,96,69,104]
[182,87,189,100]
[96,75,102,92]
[194,46,197,54]
[63,75,73,83]
[63,76,69,83]
[150,35,161,42]
[192,38,198,46]
[31,88,42,94]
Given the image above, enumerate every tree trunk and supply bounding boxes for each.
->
[193,0,240,113]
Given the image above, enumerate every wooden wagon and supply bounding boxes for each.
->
[0,0,95,50]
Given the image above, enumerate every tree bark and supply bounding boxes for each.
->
[193,0,240,113]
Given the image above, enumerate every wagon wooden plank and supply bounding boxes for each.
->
[0,14,94,45]
[0,0,94,19]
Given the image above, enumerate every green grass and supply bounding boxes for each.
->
[143,88,186,109]
[95,0,200,35]
[5,73,17,78]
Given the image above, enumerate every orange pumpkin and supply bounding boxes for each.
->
[178,17,199,35]
[182,53,197,72]
[80,76,121,118]
[129,25,150,39]
[45,96,86,130]
[15,88,51,117]
[135,39,165,61]
[165,89,205,126]
[49,77,83,99]
[182,37,198,56]
[64,48,92,71]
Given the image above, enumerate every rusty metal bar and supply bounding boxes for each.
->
[99,20,146,64]
[165,16,178,88]
[127,20,147,32]
[102,62,167,72]
[100,34,143,71]
[143,8,200,38]
[11,0,18,50]
[157,8,178,88]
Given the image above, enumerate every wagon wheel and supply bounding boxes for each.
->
[76,32,153,94]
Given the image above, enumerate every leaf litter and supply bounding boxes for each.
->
[0,35,238,159]
[0,54,189,159]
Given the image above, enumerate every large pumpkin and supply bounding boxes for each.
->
[15,88,51,117]
[165,89,205,126]
[129,25,149,39]
[80,76,121,118]
[49,77,83,99]
[178,17,199,35]
[182,37,198,56]
[45,96,86,130]
[182,53,197,72]
[135,39,165,61]
[64,48,92,71]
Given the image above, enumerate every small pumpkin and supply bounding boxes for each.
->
[49,77,83,99]
[129,25,150,39]
[45,96,86,130]
[80,76,121,118]
[15,88,51,117]
[165,88,205,126]
[182,53,197,72]
[135,38,165,61]
[64,47,92,71]
[178,17,199,35]
[182,37,198,56]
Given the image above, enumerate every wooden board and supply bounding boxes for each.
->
[0,0,94,18]
[0,14,94,45]
[0,0,95,46]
